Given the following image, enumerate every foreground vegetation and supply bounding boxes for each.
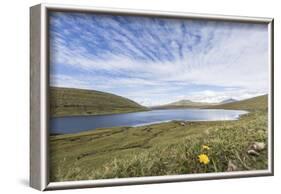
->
[50,95,268,181]
[50,87,148,117]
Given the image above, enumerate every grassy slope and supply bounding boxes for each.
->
[50,87,148,117]
[50,95,268,181]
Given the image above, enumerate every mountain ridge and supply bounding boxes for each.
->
[151,95,267,110]
[151,99,218,109]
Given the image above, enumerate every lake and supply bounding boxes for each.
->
[50,108,248,134]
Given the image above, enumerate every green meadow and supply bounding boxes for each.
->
[50,92,268,182]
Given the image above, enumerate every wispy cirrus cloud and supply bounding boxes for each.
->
[49,12,269,106]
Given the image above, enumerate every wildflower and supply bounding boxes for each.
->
[198,154,210,164]
[202,145,210,150]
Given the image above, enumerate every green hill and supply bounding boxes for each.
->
[50,87,148,117]
[209,95,268,111]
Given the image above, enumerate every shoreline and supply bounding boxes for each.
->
[50,110,250,138]
[51,108,150,118]
[50,108,249,136]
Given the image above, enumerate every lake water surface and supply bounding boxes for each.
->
[50,108,248,134]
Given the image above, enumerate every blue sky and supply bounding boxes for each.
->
[50,12,269,106]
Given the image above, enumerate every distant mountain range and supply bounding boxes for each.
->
[151,99,218,109]
[151,98,238,109]
[220,98,237,104]
[151,95,268,111]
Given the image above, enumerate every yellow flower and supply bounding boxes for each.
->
[198,154,210,164]
[202,145,210,150]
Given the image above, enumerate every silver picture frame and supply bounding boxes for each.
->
[30,3,274,191]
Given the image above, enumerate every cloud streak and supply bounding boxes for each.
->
[49,12,269,106]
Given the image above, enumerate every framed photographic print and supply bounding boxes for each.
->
[30,3,274,191]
